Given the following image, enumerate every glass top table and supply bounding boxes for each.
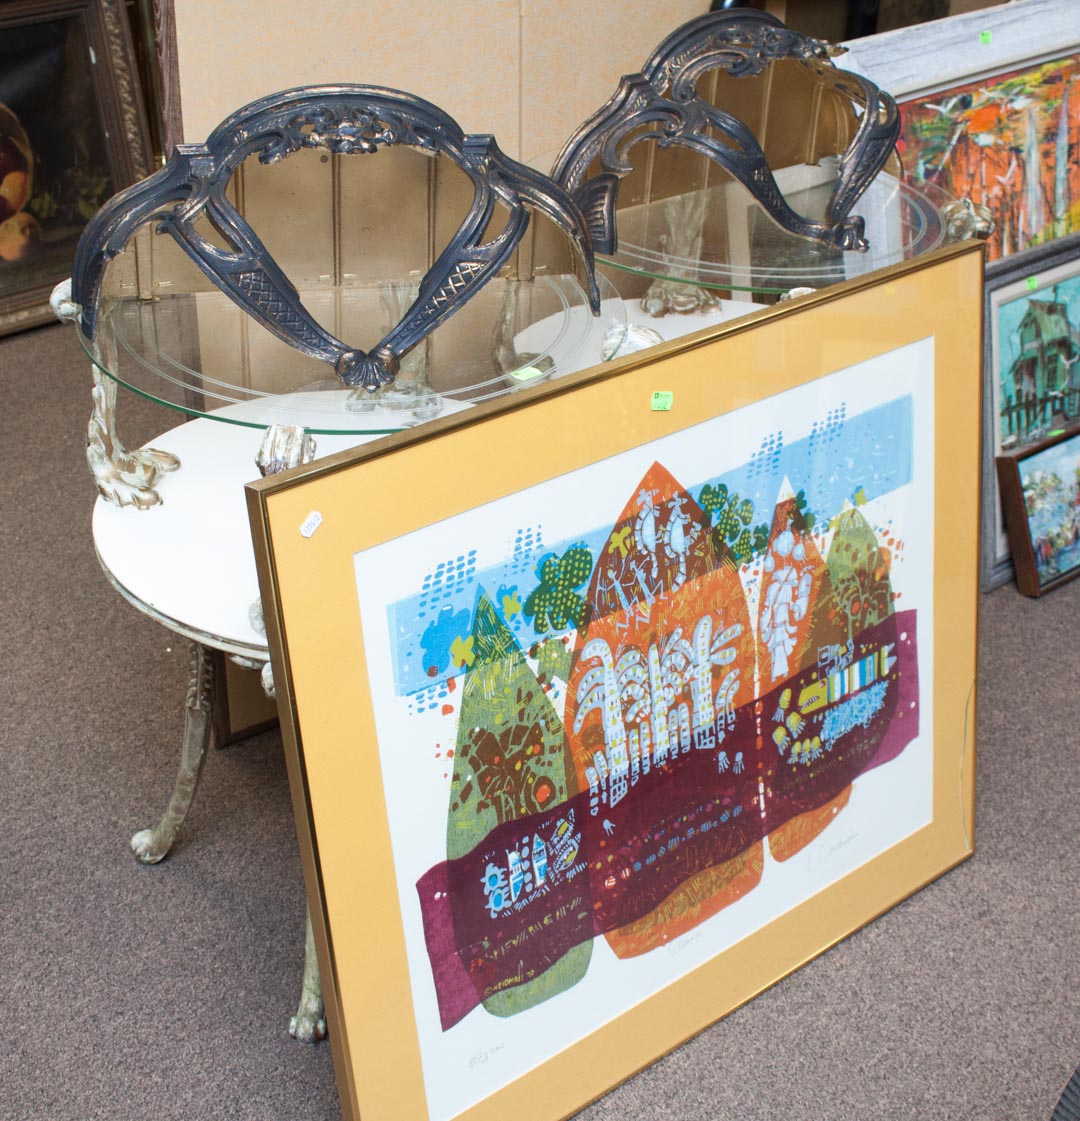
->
[70,166,959,438]
[598,173,957,300]
[76,271,630,435]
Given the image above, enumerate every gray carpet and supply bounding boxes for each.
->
[2,323,1077,1121]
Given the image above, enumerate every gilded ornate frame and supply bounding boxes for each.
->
[0,0,150,336]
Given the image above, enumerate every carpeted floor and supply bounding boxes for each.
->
[2,322,1077,1121]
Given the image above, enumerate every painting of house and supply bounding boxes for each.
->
[899,54,1080,262]
[996,269,1080,446]
[1000,293,1080,443]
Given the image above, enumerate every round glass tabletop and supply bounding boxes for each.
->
[72,166,957,436]
[76,270,632,435]
[600,173,954,298]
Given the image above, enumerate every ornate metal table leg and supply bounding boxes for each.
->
[130,643,215,864]
[51,278,179,508]
[251,423,327,1042]
[87,365,181,509]
[290,911,327,1043]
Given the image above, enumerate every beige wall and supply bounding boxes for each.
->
[173,0,708,162]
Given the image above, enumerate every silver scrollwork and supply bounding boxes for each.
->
[552,9,900,258]
[70,86,600,393]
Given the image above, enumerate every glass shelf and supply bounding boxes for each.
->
[75,160,956,436]
[599,172,954,299]
[78,271,629,435]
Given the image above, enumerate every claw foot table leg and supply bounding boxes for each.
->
[87,365,180,509]
[253,422,328,1044]
[131,643,215,864]
[289,909,326,1043]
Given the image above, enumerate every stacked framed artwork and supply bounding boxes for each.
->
[985,238,1080,588]
[247,241,982,1121]
[843,0,1080,589]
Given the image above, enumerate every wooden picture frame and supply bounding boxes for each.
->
[841,0,1079,270]
[0,0,151,337]
[981,235,1080,589]
[247,241,982,1121]
[997,424,1080,596]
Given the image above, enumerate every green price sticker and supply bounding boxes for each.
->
[509,365,545,383]
[651,390,674,411]
[1026,276,1039,291]
[979,29,992,44]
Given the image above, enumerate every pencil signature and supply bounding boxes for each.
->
[809,831,859,870]
[468,1044,506,1069]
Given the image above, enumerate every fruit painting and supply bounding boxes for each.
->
[899,54,1080,263]
[0,2,148,334]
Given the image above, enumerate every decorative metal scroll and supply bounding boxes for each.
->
[551,9,900,256]
[71,86,600,392]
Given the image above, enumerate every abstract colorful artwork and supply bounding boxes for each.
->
[1015,430,1080,588]
[354,339,935,1121]
[899,54,1080,262]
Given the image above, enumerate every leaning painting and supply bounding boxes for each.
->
[364,352,929,1119]
[998,426,1080,595]
[982,238,1080,587]
[248,243,981,1121]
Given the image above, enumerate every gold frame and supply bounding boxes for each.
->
[247,241,983,1121]
[0,0,151,336]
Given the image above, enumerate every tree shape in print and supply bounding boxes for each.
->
[757,483,829,686]
[824,503,895,641]
[764,500,899,861]
[698,481,769,567]
[566,462,763,958]
[446,589,590,1015]
[522,545,593,634]
[756,481,850,861]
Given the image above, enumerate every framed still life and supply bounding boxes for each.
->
[842,0,1078,270]
[248,241,983,1121]
[982,235,1080,588]
[0,0,150,336]
[997,426,1080,597]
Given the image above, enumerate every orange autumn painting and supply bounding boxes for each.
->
[899,54,1080,262]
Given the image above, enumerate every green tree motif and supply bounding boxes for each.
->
[522,545,592,633]
[791,488,816,533]
[825,505,893,642]
[698,482,769,563]
[447,590,590,1015]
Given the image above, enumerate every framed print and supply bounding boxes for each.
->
[997,426,1080,596]
[842,0,1079,268]
[0,0,151,337]
[982,235,1080,588]
[248,241,982,1121]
